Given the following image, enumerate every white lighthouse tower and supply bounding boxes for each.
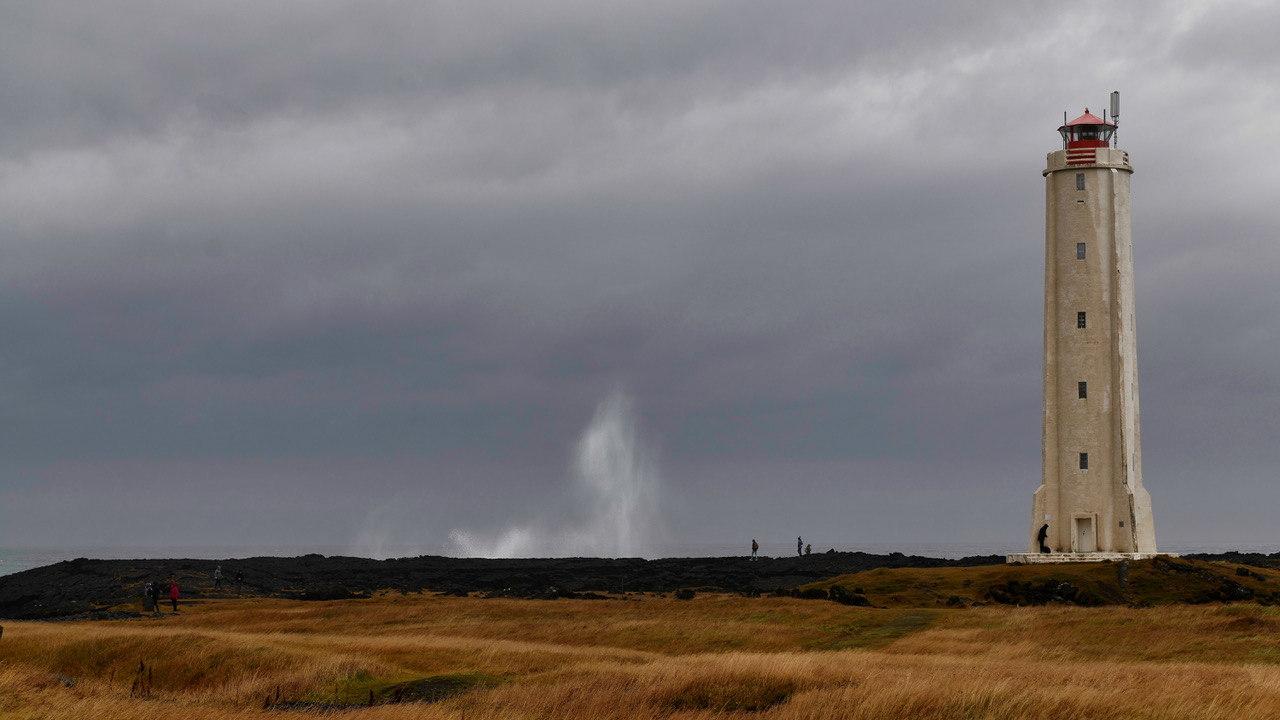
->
[1011,93,1159,563]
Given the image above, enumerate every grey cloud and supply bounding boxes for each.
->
[2,1,1279,551]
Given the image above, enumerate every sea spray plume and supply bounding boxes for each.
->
[350,500,436,560]
[573,392,658,557]
[446,527,539,558]
[446,390,662,558]
[350,520,393,560]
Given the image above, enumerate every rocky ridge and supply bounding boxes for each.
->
[0,551,1003,619]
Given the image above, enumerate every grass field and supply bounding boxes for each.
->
[2,565,1280,718]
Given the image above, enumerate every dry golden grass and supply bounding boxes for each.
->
[1,590,1279,718]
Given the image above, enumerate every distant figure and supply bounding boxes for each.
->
[235,569,244,594]
[142,582,154,612]
[1037,523,1050,553]
[213,565,223,589]
[169,581,179,612]
[805,544,811,556]
[151,581,162,612]
[797,537,803,557]
[750,539,758,561]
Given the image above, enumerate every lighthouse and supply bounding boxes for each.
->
[1013,93,1159,563]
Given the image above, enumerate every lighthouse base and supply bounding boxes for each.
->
[1006,552,1175,565]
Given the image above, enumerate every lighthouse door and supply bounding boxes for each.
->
[1074,516,1095,553]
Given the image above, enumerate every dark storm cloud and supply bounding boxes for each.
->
[1,1,1278,549]
[0,2,1050,153]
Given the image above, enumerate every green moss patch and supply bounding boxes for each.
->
[809,609,941,651]
[294,672,503,710]
[667,676,796,712]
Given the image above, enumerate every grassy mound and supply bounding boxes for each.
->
[807,557,1280,608]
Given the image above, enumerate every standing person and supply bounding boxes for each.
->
[797,537,803,557]
[151,581,162,612]
[750,539,758,561]
[142,582,154,612]
[235,569,244,594]
[213,565,223,589]
[169,581,180,612]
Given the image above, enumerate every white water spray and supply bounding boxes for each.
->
[448,391,661,558]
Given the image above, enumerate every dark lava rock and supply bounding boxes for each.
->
[985,579,1105,607]
[827,585,872,607]
[40,610,143,623]
[1187,551,1280,571]
[0,551,1004,619]
[1236,567,1268,581]
[1190,579,1255,604]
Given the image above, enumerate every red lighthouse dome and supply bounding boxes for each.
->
[1059,109,1115,149]
[1059,108,1116,165]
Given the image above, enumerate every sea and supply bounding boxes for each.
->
[2,541,1277,578]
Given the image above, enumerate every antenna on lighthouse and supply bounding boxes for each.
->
[1110,91,1121,146]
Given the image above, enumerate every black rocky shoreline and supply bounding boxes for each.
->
[3,550,1275,620]
[0,550,1004,619]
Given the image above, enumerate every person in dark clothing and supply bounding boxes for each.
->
[235,569,244,593]
[151,581,163,612]
[750,539,758,560]
[1037,523,1051,553]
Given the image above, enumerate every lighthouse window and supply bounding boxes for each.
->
[1076,173,1085,190]
[1080,453,1089,470]
[1077,243,1086,260]
[1077,311,1087,328]
[1078,381,1087,399]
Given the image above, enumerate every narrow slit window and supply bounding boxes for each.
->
[1077,243,1086,260]
[1078,381,1087,399]
[1077,311,1087,329]
[1076,173,1085,191]
[1079,453,1089,470]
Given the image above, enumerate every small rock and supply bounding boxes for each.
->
[45,674,76,688]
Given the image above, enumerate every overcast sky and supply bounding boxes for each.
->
[2,1,1278,556]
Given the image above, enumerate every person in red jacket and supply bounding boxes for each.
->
[170,581,180,612]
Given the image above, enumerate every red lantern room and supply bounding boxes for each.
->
[1059,108,1117,165]
[1059,108,1115,148]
